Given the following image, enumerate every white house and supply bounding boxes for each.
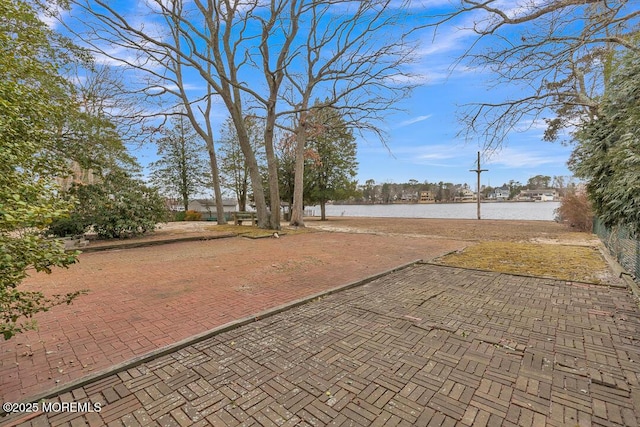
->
[495,188,510,201]
[187,199,238,219]
[516,189,559,201]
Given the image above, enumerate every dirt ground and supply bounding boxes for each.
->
[148,216,596,243]
[104,216,611,283]
[303,216,595,243]
[305,217,615,283]
[149,216,613,283]
[85,216,612,284]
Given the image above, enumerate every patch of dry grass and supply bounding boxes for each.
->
[205,224,316,239]
[436,241,609,283]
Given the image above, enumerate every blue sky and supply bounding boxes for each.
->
[356,83,574,188]
[59,1,577,191]
[358,88,571,187]
[350,2,576,188]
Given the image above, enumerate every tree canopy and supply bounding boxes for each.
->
[570,47,640,235]
[430,1,639,148]
[64,0,416,229]
[303,105,358,220]
[0,0,87,339]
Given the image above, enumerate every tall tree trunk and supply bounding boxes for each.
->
[182,194,188,213]
[241,141,268,227]
[289,113,307,227]
[232,117,269,228]
[217,93,269,227]
[239,177,247,211]
[204,135,227,225]
[264,110,281,230]
[320,200,327,221]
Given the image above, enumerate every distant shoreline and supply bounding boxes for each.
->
[331,199,553,206]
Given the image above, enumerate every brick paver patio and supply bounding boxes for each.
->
[4,263,640,426]
[0,232,465,404]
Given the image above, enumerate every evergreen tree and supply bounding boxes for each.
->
[571,48,640,235]
[149,115,210,212]
[276,134,297,209]
[304,106,359,220]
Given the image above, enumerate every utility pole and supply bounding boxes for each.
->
[469,151,488,220]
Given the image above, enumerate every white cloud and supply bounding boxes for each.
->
[513,118,548,134]
[385,73,432,85]
[485,147,569,169]
[377,142,570,173]
[392,0,454,9]
[410,14,490,84]
[141,0,181,13]
[387,143,467,166]
[397,114,433,127]
[146,82,208,94]
[497,0,550,20]
[91,41,170,73]
[418,25,476,58]
[39,7,66,31]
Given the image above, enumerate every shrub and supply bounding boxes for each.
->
[55,171,169,240]
[555,191,593,232]
[184,210,202,221]
[173,211,186,221]
[48,214,88,237]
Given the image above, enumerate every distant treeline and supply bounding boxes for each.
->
[344,175,577,204]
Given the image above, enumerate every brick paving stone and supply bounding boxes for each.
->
[100,394,141,424]
[427,392,464,420]
[2,232,464,403]
[4,263,640,426]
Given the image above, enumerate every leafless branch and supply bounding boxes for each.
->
[421,0,639,148]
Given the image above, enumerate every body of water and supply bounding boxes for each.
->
[307,201,561,221]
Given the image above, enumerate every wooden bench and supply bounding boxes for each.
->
[232,211,258,226]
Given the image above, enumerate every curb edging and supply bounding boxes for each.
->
[78,233,237,253]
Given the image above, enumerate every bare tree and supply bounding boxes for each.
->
[65,0,417,229]
[65,0,269,225]
[219,116,266,211]
[73,65,149,147]
[63,64,143,177]
[66,0,316,228]
[280,0,417,226]
[166,8,229,225]
[428,1,639,148]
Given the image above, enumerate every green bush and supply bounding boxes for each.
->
[174,211,186,221]
[184,210,202,221]
[48,214,88,237]
[55,171,168,239]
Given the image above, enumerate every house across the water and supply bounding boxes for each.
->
[516,189,559,202]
